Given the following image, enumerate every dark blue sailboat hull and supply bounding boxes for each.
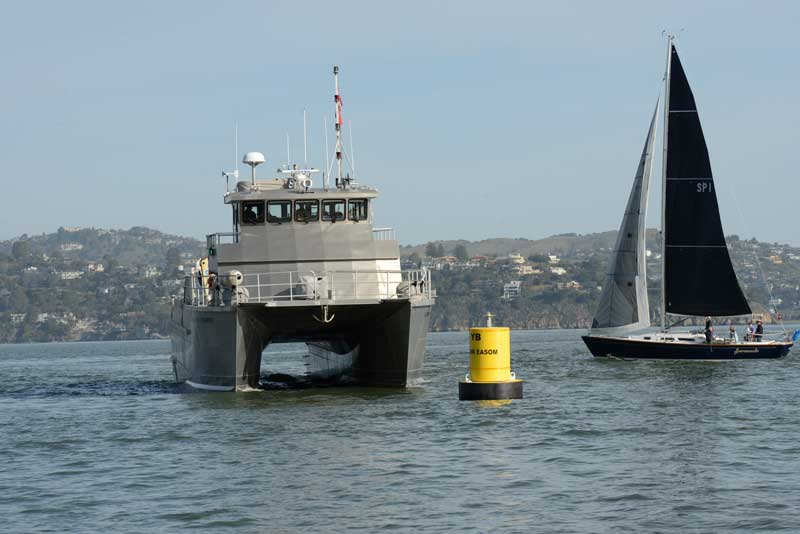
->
[582,335,792,360]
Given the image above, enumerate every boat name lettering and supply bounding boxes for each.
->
[696,181,713,193]
[470,348,499,355]
[470,332,481,341]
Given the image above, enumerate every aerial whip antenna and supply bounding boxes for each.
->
[221,121,240,192]
[323,115,330,190]
[349,119,357,182]
[303,109,308,168]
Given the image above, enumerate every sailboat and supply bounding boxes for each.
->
[582,37,794,360]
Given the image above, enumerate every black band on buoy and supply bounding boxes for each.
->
[458,380,523,401]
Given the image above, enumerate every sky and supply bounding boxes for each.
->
[1,0,798,246]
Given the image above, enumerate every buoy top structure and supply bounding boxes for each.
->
[459,313,523,401]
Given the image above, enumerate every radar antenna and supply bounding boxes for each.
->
[243,151,265,185]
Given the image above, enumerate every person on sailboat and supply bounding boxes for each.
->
[728,324,738,343]
[754,320,764,342]
[746,319,756,341]
[704,317,714,343]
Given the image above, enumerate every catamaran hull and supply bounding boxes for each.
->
[169,298,433,391]
[582,335,792,360]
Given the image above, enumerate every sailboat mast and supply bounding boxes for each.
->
[660,34,674,332]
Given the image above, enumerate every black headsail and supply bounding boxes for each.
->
[663,44,751,317]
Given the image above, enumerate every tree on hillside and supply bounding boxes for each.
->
[408,252,421,267]
[435,243,445,257]
[9,286,27,313]
[103,254,117,272]
[12,241,29,260]
[425,242,438,257]
[453,244,469,262]
[165,247,182,275]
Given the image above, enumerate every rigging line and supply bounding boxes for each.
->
[728,184,788,335]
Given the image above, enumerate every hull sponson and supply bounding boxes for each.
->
[170,297,433,390]
[582,335,792,360]
[170,303,238,390]
[351,299,432,386]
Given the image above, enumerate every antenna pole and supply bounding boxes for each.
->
[323,115,330,190]
[349,120,356,182]
[286,132,291,166]
[334,65,343,187]
[660,34,674,332]
[303,109,308,168]
[234,121,238,175]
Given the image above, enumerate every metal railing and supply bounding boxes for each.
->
[183,268,432,306]
[372,227,397,241]
[207,232,240,248]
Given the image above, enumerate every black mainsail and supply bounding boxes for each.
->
[590,101,658,334]
[662,45,751,317]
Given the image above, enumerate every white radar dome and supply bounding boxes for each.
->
[243,152,265,166]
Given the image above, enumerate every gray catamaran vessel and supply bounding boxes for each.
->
[170,66,434,390]
[582,36,793,360]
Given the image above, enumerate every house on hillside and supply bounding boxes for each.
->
[502,281,522,301]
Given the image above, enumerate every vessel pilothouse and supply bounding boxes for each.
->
[170,66,434,391]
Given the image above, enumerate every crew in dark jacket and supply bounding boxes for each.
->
[704,317,713,343]
[754,320,764,342]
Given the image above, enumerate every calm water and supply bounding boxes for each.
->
[2,330,799,533]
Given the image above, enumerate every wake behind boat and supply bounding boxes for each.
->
[582,36,793,360]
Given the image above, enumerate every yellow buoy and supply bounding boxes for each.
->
[459,313,523,401]
[468,326,511,382]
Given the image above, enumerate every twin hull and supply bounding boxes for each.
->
[170,298,432,390]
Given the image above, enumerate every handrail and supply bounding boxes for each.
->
[372,227,397,241]
[182,268,432,306]
[207,232,240,247]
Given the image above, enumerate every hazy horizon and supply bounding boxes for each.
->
[2,224,790,250]
[3,1,799,245]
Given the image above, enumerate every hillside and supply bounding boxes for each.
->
[1,227,798,343]
[401,230,662,259]
[1,226,204,267]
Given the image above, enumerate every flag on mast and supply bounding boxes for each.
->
[335,94,343,126]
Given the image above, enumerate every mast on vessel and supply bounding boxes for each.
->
[334,65,344,188]
[660,33,674,332]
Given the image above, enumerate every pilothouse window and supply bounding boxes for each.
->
[348,199,368,221]
[267,201,293,223]
[241,201,264,225]
[295,200,319,222]
[322,200,345,222]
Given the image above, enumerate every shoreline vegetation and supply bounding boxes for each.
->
[1,227,798,344]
